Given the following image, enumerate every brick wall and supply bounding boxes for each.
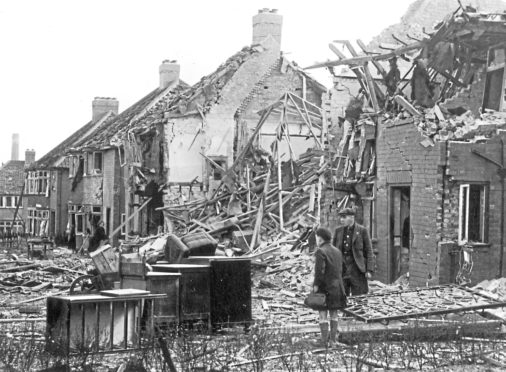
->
[441,67,487,116]
[376,118,444,286]
[442,136,506,282]
[103,148,122,243]
[56,169,69,237]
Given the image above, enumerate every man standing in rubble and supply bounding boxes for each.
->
[332,208,374,296]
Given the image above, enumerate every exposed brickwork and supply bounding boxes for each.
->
[441,67,487,116]
[441,136,506,282]
[375,118,444,286]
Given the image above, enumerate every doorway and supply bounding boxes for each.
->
[389,186,411,282]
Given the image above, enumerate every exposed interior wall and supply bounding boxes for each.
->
[57,169,70,238]
[204,43,280,167]
[103,148,122,243]
[238,62,324,160]
[165,117,204,183]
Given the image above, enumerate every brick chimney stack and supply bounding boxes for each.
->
[159,60,180,89]
[92,97,119,122]
[25,149,35,167]
[11,133,19,161]
[252,9,282,50]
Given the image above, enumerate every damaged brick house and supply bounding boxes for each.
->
[311,7,506,286]
[65,74,188,248]
[161,9,326,211]
[23,103,117,240]
[25,9,326,248]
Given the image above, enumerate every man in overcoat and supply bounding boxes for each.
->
[332,208,374,296]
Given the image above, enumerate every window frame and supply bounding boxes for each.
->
[121,213,126,236]
[458,183,488,244]
[93,152,103,174]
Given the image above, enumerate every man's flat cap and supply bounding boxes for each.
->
[337,207,355,216]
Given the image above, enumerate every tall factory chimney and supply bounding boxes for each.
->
[11,133,19,161]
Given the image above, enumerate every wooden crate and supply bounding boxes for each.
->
[90,244,118,275]
[119,253,146,277]
[152,264,211,328]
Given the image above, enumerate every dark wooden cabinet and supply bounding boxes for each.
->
[121,272,180,325]
[184,257,252,326]
[152,264,211,328]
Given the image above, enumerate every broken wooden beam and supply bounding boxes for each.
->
[394,95,421,116]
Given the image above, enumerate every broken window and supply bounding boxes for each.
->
[0,221,22,233]
[483,46,506,112]
[93,152,103,174]
[27,208,48,235]
[26,171,49,195]
[459,184,487,244]
[76,213,84,234]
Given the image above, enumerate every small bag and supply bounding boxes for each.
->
[304,291,326,309]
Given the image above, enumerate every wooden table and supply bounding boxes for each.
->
[27,238,54,259]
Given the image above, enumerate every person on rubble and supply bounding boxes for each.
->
[312,227,347,347]
[78,228,91,256]
[385,57,400,96]
[332,208,374,296]
[89,221,108,253]
[411,58,435,107]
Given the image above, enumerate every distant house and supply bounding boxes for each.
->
[0,157,27,234]
[67,69,188,247]
[24,101,117,241]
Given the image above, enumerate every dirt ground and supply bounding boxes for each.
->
[1,241,506,371]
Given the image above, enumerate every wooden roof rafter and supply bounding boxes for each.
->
[305,41,425,70]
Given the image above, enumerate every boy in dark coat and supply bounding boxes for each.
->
[313,227,346,346]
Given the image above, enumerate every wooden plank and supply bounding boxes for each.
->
[305,41,424,70]
[363,66,380,112]
[357,39,387,78]
[250,168,271,250]
[394,95,422,116]
[111,197,152,238]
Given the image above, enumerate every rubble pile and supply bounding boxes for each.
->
[474,277,506,300]
[417,108,506,142]
[0,247,91,318]
[161,148,336,256]
[387,103,506,144]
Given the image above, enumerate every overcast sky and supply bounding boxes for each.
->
[0,0,412,165]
